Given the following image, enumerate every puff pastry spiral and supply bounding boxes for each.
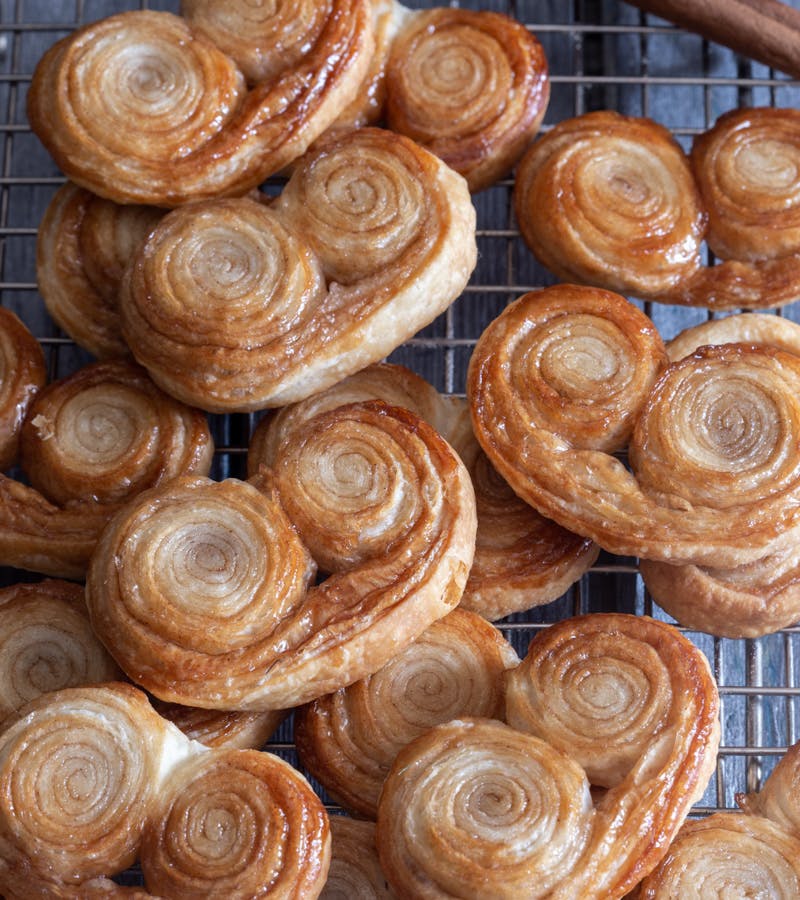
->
[0,360,212,578]
[514,112,706,300]
[641,738,800,897]
[682,107,800,309]
[637,814,800,898]
[0,683,329,898]
[140,748,330,899]
[377,613,719,899]
[469,284,800,566]
[37,183,163,359]
[0,579,120,725]
[0,684,177,895]
[27,4,373,205]
[87,401,476,710]
[249,363,596,620]
[641,313,800,636]
[515,108,800,309]
[295,608,518,819]
[120,128,476,412]
[385,8,550,191]
[0,307,46,472]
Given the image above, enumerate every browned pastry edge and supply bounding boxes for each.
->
[36,182,162,359]
[151,699,286,751]
[0,307,46,472]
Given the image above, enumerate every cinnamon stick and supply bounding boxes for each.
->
[625,0,800,79]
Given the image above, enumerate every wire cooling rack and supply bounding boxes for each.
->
[2,0,800,868]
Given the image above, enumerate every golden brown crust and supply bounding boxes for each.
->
[386,8,549,192]
[515,108,800,310]
[294,608,518,819]
[641,547,800,639]
[119,129,476,412]
[638,814,800,898]
[0,682,324,898]
[36,183,162,359]
[141,748,330,899]
[0,307,46,472]
[738,739,800,835]
[640,313,800,637]
[28,5,373,205]
[469,284,800,566]
[693,108,800,262]
[376,614,719,899]
[0,579,121,724]
[86,401,476,710]
[322,817,395,899]
[0,360,212,579]
[250,362,595,620]
[151,700,286,751]
[0,683,184,896]
[377,717,594,900]
[514,111,705,298]
[667,108,800,309]
[667,312,800,363]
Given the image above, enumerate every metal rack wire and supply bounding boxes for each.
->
[2,0,800,879]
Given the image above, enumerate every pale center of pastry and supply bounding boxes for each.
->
[57,386,143,467]
[736,140,799,192]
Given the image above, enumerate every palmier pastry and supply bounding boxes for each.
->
[119,128,476,412]
[385,8,550,191]
[514,111,706,299]
[151,700,285,751]
[249,363,596,621]
[641,738,800,897]
[295,608,518,819]
[515,108,800,309]
[322,817,395,899]
[469,284,800,567]
[0,359,212,578]
[681,107,800,309]
[36,183,163,359]
[377,614,719,899]
[0,683,329,898]
[27,4,373,205]
[86,401,476,710]
[140,748,329,899]
[640,313,800,637]
[0,307,46,471]
[0,579,121,724]
[637,814,800,898]
[0,683,190,895]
